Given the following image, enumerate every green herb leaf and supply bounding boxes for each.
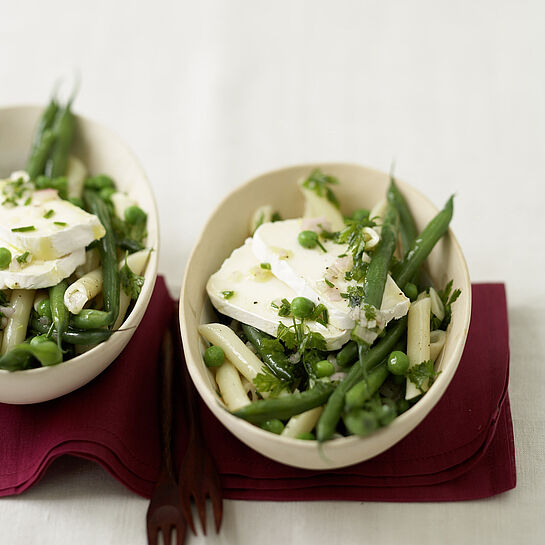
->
[302,169,340,208]
[277,322,297,350]
[260,262,271,270]
[43,209,55,219]
[253,369,288,397]
[221,290,235,299]
[16,251,30,264]
[405,360,439,392]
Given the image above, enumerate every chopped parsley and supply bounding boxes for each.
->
[406,360,440,393]
[430,280,461,330]
[24,197,32,206]
[260,263,271,270]
[253,369,288,397]
[221,290,235,299]
[16,251,30,264]
[302,169,340,208]
[340,285,365,308]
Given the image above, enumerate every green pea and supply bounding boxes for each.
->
[396,398,410,414]
[404,282,418,301]
[30,334,51,346]
[0,247,12,270]
[203,345,225,367]
[352,208,370,221]
[124,205,147,225]
[387,350,410,375]
[296,432,315,440]
[290,297,315,319]
[85,174,115,190]
[99,186,116,202]
[260,419,284,434]
[312,359,335,378]
[297,230,319,249]
[36,298,52,320]
[375,402,397,426]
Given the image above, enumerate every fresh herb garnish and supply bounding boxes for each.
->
[16,251,30,264]
[341,285,365,308]
[11,225,36,232]
[324,278,335,288]
[430,280,461,330]
[302,169,340,208]
[44,209,55,219]
[406,360,440,393]
[221,290,235,299]
[253,369,288,397]
[53,221,67,227]
[260,263,271,270]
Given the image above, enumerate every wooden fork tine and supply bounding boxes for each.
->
[146,525,158,545]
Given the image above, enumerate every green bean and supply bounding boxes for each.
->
[316,316,408,442]
[343,409,379,437]
[46,99,76,177]
[26,98,59,178]
[344,361,389,411]
[336,340,358,367]
[70,309,112,329]
[0,337,63,371]
[363,202,399,308]
[241,323,294,382]
[84,190,120,328]
[49,280,69,349]
[387,179,417,257]
[26,130,56,180]
[233,381,334,424]
[30,317,115,345]
[393,196,454,289]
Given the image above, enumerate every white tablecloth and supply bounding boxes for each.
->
[1,1,544,543]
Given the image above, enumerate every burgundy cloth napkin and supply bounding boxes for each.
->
[0,279,516,502]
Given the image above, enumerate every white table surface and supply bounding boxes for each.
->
[1,1,544,543]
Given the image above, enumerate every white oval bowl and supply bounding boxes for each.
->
[180,163,471,470]
[0,105,159,404]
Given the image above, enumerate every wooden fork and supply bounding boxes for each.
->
[146,322,186,545]
[172,314,223,536]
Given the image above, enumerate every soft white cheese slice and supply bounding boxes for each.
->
[206,239,350,350]
[252,219,357,329]
[0,247,86,289]
[252,219,410,334]
[0,195,105,261]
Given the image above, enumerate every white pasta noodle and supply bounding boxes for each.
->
[65,269,103,314]
[65,155,87,199]
[1,289,35,355]
[113,249,151,330]
[299,180,345,232]
[215,360,251,411]
[32,290,48,312]
[198,323,264,381]
[428,287,445,320]
[111,192,137,220]
[249,204,273,235]
[74,248,101,279]
[281,406,323,438]
[430,329,447,363]
[405,296,431,400]
[65,249,151,317]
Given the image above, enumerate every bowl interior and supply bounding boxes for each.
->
[0,105,159,404]
[180,163,471,469]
